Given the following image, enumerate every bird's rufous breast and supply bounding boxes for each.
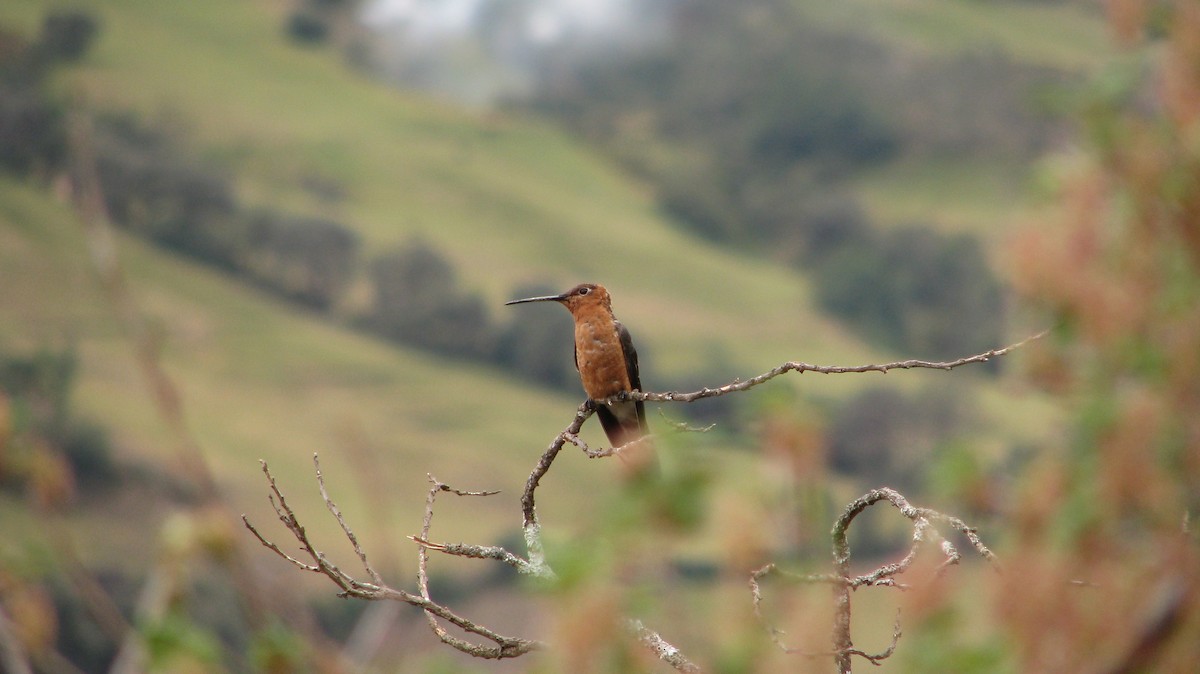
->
[573,306,632,400]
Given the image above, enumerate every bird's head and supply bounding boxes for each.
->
[505,283,611,316]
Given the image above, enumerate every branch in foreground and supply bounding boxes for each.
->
[242,456,544,660]
[751,487,998,673]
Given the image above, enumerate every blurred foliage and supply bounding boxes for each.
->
[247,622,308,674]
[142,611,225,672]
[0,346,117,499]
[908,0,1200,670]
[94,114,361,314]
[93,113,369,310]
[901,604,1010,674]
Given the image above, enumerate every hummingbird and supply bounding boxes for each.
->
[506,283,649,449]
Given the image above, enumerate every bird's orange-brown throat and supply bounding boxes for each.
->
[506,283,652,472]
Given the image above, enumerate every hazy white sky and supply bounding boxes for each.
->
[361,0,638,46]
[359,0,671,105]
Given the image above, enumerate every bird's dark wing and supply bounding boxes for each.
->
[615,320,649,434]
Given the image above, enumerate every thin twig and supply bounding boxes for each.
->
[846,611,903,666]
[564,431,656,460]
[656,408,717,433]
[409,476,552,580]
[314,453,382,586]
[611,331,1047,406]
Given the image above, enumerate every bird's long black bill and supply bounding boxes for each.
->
[504,294,563,305]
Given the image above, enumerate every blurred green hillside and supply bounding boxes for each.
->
[0,0,1089,668]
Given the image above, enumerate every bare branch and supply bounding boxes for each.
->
[749,563,852,658]
[243,459,544,659]
[656,408,717,433]
[521,402,593,528]
[845,611,903,666]
[411,537,533,569]
[626,619,702,673]
[607,331,1047,407]
[242,514,320,573]
[563,431,656,460]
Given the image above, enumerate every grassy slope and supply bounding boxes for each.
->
[0,0,1063,573]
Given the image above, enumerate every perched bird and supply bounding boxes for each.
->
[506,283,649,449]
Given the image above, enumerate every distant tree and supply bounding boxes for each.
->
[94,116,240,267]
[285,0,359,47]
[243,210,360,310]
[746,185,875,263]
[38,11,99,63]
[0,79,65,175]
[286,11,329,45]
[367,240,496,359]
[815,225,1006,359]
[828,384,970,493]
[0,10,101,178]
[0,17,78,177]
[528,0,1061,207]
[881,48,1064,158]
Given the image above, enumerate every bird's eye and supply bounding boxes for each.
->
[578,287,590,295]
